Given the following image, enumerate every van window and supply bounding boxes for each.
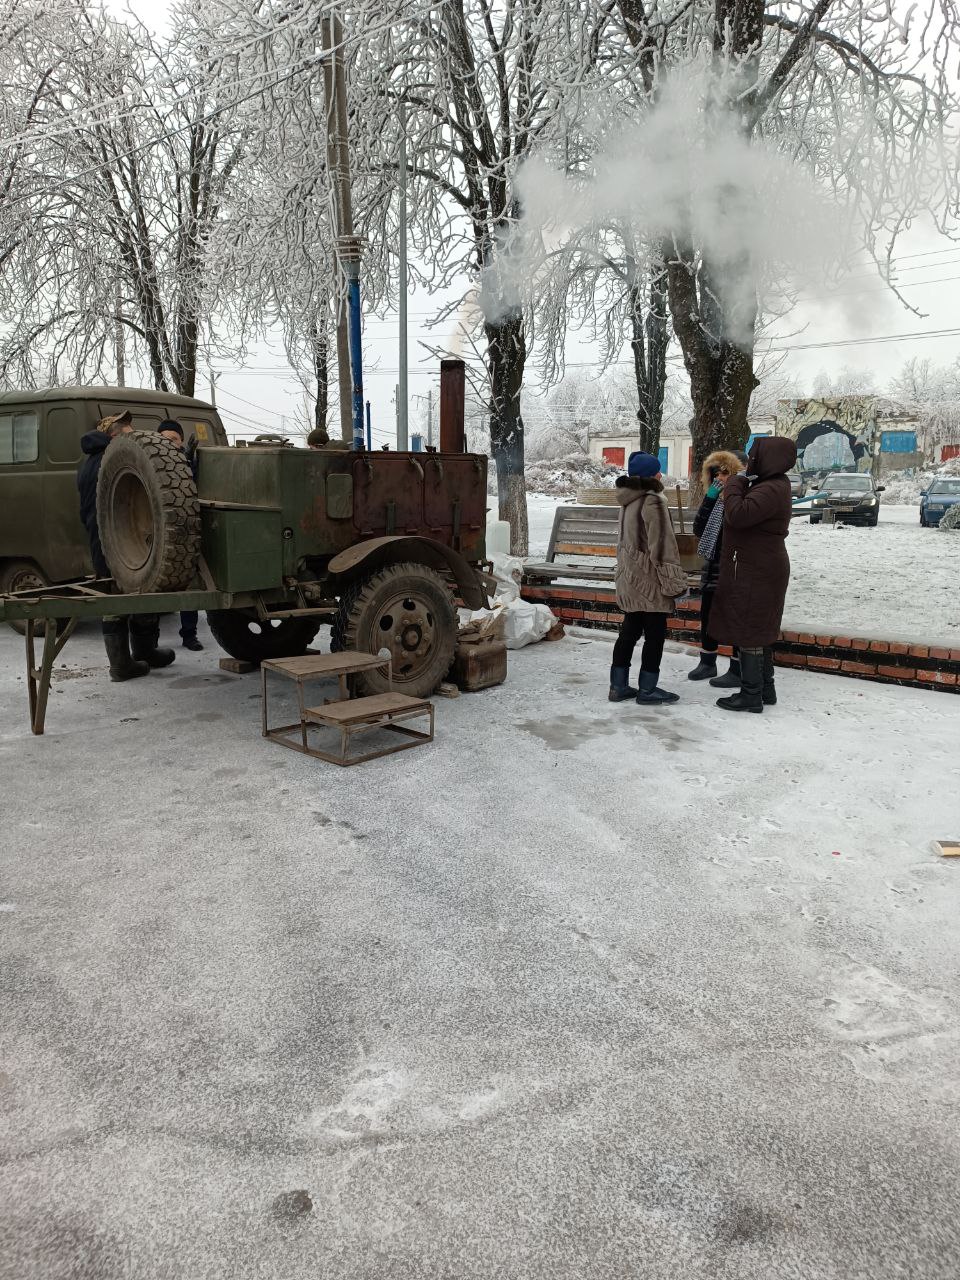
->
[0,411,39,464]
[46,406,82,463]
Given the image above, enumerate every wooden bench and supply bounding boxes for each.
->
[523,504,704,587]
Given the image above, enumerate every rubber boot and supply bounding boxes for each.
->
[688,652,718,681]
[716,649,763,713]
[762,648,777,706]
[709,656,741,689]
[181,633,203,652]
[608,666,638,702]
[102,619,150,682]
[636,670,680,705]
[129,614,175,669]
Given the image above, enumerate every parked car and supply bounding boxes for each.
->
[809,473,885,526]
[919,478,960,527]
[787,471,806,499]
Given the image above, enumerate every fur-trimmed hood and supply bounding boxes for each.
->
[701,450,746,491]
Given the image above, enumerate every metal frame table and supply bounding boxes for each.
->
[260,651,391,753]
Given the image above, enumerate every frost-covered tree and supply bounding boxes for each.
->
[0,1,250,393]
[888,357,960,458]
[339,0,614,554]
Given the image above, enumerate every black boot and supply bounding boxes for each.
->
[181,634,204,652]
[717,649,763,713]
[102,619,150,682]
[709,657,741,689]
[688,652,718,681]
[636,670,679,705]
[608,666,638,702]
[762,648,777,705]
[129,614,175,669]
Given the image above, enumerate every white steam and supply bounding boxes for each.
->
[479,74,852,345]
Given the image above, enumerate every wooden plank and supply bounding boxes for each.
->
[305,691,430,724]
[523,564,615,581]
[261,652,385,677]
[554,542,617,556]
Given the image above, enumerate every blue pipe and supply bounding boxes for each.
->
[365,400,372,450]
[346,270,364,450]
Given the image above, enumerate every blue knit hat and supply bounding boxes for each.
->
[627,451,661,479]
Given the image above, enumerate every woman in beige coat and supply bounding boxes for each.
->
[609,452,687,705]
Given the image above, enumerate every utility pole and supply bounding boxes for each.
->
[114,281,125,388]
[427,387,434,447]
[397,98,409,450]
[322,13,361,446]
[208,367,218,408]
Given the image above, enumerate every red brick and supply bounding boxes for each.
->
[776,654,808,668]
[868,641,890,653]
[807,656,842,670]
[930,647,952,660]
[797,632,817,645]
[584,610,616,623]
[888,642,910,655]
[917,670,957,685]
[830,636,853,648]
[562,608,584,620]
[878,665,914,680]
[779,630,800,643]
[909,645,930,658]
[718,645,734,657]
[841,660,876,676]
[815,634,836,646]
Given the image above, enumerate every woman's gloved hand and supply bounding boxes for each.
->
[706,480,722,500]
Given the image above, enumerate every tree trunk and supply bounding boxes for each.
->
[312,309,328,432]
[667,249,758,501]
[485,309,529,556]
[630,260,668,455]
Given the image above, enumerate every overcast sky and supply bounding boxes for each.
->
[105,0,960,442]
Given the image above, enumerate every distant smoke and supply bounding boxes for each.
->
[479,72,851,343]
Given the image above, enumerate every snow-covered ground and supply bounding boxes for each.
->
[1,621,960,1279]
[527,496,960,645]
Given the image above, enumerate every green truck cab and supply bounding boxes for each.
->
[0,386,227,598]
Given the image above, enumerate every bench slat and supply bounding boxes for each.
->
[553,542,617,557]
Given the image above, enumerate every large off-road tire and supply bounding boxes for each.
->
[0,561,67,637]
[331,562,457,698]
[96,430,200,593]
[206,609,321,665]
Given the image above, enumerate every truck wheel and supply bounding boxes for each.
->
[0,561,65,636]
[331,562,457,698]
[206,609,321,664]
[97,430,200,593]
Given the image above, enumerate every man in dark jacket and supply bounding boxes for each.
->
[708,436,798,713]
[78,412,175,681]
[689,449,748,685]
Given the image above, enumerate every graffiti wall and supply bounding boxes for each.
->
[775,397,876,473]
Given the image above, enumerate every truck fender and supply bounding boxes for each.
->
[327,536,489,610]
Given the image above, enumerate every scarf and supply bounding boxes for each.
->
[697,496,724,561]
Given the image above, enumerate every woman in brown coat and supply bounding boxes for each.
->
[708,435,798,713]
[608,451,687,705]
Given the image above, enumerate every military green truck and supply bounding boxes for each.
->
[0,386,228,600]
[0,385,489,732]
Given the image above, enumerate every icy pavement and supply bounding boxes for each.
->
[1,619,960,1279]
[527,497,960,645]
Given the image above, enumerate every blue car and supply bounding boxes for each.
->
[920,478,960,527]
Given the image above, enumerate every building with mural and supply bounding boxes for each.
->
[774,396,920,474]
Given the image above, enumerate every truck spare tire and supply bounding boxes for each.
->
[96,430,200,593]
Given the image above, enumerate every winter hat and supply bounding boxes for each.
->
[627,451,661,479]
[158,419,184,439]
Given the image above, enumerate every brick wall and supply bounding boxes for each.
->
[521,583,960,694]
